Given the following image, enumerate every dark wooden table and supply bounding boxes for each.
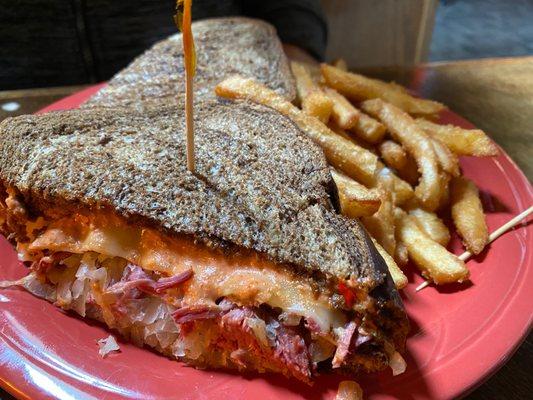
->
[0,56,531,399]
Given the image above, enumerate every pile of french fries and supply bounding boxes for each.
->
[215,60,498,290]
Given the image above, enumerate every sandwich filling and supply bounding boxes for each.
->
[0,188,403,382]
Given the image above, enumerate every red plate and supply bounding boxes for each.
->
[1,86,532,400]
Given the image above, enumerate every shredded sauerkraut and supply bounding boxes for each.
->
[0,273,56,302]
[389,351,407,376]
[97,335,120,358]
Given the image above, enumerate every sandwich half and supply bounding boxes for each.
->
[0,99,408,383]
[84,17,296,109]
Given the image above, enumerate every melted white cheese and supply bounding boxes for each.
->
[29,213,346,331]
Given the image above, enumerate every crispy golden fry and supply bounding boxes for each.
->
[302,92,333,123]
[409,208,451,246]
[371,237,407,289]
[324,87,387,143]
[416,118,498,157]
[378,140,420,185]
[309,65,325,84]
[450,176,489,254]
[323,87,360,129]
[327,121,352,139]
[350,110,387,144]
[327,120,347,134]
[396,209,469,284]
[335,381,363,400]
[429,137,460,177]
[330,129,412,205]
[330,121,385,154]
[295,61,322,83]
[215,76,378,186]
[291,61,315,100]
[321,64,446,116]
[362,177,396,256]
[394,240,409,267]
[379,140,407,169]
[332,58,348,71]
[328,122,377,153]
[362,99,443,211]
[331,169,381,217]
[392,208,409,267]
[375,162,414,206]
[291,62,333,123]
[389,81,409,94]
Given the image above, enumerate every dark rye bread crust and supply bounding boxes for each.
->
[83,17,295,109]
[0,100,407,348]
[0,100,372,284]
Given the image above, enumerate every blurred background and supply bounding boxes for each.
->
[1,0,533,89]
[324,0,533,69]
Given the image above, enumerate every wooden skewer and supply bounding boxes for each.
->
[185,64,195,173]
[183,0,195,173]
[415,205,533,292]
[176,0,196,173]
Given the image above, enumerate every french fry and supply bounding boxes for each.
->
[324,87,387,144]
[409,208,451,246]
[323,87,360,129]
[328,122,377,153]
[332,169,381,218]
[389,81,409,94]
[215,76,378,186]
[362,176,396,256]
[416,206,533,292]
[378,140,420,185]
[394,240,409,267]
[371,237,407,289]
[321,64,446,117]
[295,61,322,83]
[330,126,413,205]
[291,62,315,100]
[429,136,460,177]
[328,120,355,139]
[303,92,333,124]
[396,209,469,284]
[450,176,489,254]
[332,58,348,71]
[291,62,333,123]
[375,162,414,206]
[362,99,443,211]
[392,208,410,267]
[350,111,387,144]
[416,118,498,157]
[379,140,407,169]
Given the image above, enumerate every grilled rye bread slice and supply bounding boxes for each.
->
[0,99,407,380]
[83,17,295,109]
